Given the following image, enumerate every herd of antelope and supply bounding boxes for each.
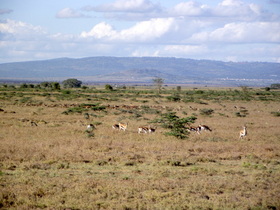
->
[87,122,247,139]
[82,103,249,139]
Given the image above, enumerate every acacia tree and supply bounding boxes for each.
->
[153,77,164,94]
[151,112,196,139]
[105,84,113,91]
[40,82,60,90]
[62,78,82,88]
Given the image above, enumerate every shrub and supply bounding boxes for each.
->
[166,94,181,102]
[81,103,106,111]
[271,111,280,117]
[105,84,113,91]
[20,83,28,88]
[61,90,71,95]
[176,86,181,92]
[265,87,270,91]
[151,112,196,139]
[62,78,82,88]
[270,83,280,89]
[200,108,214,116]
[51,82,61,90]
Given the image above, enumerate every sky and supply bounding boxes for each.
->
[0,0,280,64]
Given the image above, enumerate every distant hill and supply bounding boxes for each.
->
[0,56,279,86]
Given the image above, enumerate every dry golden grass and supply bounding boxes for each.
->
[0,88,280,209]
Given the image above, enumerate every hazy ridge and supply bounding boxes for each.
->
[0,57,279,86]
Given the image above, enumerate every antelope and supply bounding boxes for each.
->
[30,121,38,126]
[118,122,128,131]
[138,126,149,134]
[148,126,157,133]
[187,126,201,135]
[112,124,120,130]
[234,105,246,110]
[138,126,156,134]
[239,126,247,139]
[187,124,212,135]
[198,124,212,133]
[87,124,95,132]
[189,106,198,111]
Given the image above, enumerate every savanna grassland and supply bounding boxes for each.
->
[0,85,280,210]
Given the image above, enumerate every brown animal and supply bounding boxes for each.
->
[239,126,247,139]
[118,122,128,131]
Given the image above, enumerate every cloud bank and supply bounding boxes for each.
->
[0,0,279,63]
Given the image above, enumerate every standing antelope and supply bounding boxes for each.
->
[239,126,247,139]
[138,126,156,134]
[119,122,128,131]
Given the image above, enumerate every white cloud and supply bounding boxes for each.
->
[214,0,261,18]
[1,1,279,63]
[56,8,87,18]
[80,18,175,42]
[191,22,280,43]
[87,0,159,13]
[171,1,207,16]
[0,19,46,37]
[81,22,116,39]
[117,18,175,41]
[219,0,243,7]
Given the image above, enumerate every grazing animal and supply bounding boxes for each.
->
[198,124,212,132]
[239,126,247,139]
[234,105,246,110]
[87,124,95,132]
[187,126,201,135]
[138,126,149,134]
[112,124,120,130]
[148,126,157,133]
[187,124,212,135]
[138,126,157,134]
[30,121,38,126]
[189,105,198,111]
[118,122,128,131]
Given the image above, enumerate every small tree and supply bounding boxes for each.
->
[62,78,82,88]
[153,77,164,94]
[51,82,61,90]
[105,84,113,91]
[271,83,280,89]
[176,86,181,92]
[40,82,52,89]
[20,83,28,88]
[151,112,196,139]
[27,84,34,88]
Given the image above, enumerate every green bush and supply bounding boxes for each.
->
[166,94,181,102]
[271,111,280,117]
[62,78,82,88]
[200,108,214,116]
[151,112,196,139]
[105,84,113,91]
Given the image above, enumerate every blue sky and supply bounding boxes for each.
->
[0,0,280,63]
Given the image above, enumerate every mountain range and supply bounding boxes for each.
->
[0,57,279,86]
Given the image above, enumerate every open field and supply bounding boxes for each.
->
[0,86,280,209]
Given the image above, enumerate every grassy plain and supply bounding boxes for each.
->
[0,86,280,209]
